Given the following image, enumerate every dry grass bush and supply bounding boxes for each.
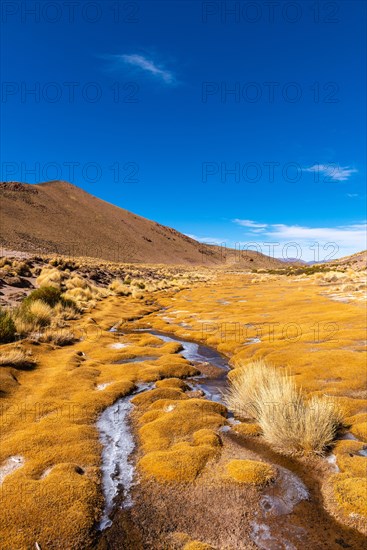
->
[225,359,345,455]
[13,315,37,336]
[27,300,53,327]
[36,267,63,288]
[0,349,35,369]
[109,278,132,296]
[63,280,109,310]
[11,260,32,276]
[0,257,11,268]
[38,328,76,346]
[64,275,90,290]
[53,303,80,321]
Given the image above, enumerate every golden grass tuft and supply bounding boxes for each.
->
[53,303,80,321]
[109,278,132,296]
[225,359,345,455]
[0,349,35,369]
[39,328,77,346]
[225,459,276,486]
[36,267,63,288]
[13,315,36,336]
[28,300,53,327]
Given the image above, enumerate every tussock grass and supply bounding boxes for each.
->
[28,300,53,327]
[13,314,37,336]
[53,303,80,321]
[39,328,76,346]
[109,278,132,296]
[225,359,345,455]
[36,267,63,288]
[0,349,35,369]
[63,277,109,310]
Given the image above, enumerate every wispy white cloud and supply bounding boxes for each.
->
[303,164,358,182]
[346,193,359,198]
[107,53,175,84]
[232,219,267,229]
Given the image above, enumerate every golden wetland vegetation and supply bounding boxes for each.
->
[0,256,366,549]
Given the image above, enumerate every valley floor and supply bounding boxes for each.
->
[0,268,366,549]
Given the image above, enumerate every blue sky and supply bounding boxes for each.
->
[1,0,366,260]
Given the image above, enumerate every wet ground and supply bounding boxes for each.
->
[96,329,367,550]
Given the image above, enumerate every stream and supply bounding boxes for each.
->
[96,329,230,530]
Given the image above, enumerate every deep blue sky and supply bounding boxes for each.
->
[1,0,366,260]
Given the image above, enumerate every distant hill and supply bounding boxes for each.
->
[329,250,367,270]
[0,180,283,268]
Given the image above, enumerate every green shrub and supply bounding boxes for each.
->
[0,309,16,343]
[23,286,63,307]
[23,286,77,310]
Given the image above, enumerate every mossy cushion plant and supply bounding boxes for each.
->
[225,459,276,486]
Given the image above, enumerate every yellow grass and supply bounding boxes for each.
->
[0,349,35,368]
[333,474,367,517]
[225,359,345,455]
[38,328,76,346]
[28,299,53,326]
[109,278,131,296]
[0,260,366,546]
[13,315,36,336]
[233,422,262,437]
[36,267,63,288]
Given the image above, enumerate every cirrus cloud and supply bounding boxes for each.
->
[303,164,358,182]
[104,53,176,85]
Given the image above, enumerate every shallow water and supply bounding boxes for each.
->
[96,383,153,530]
[260,466,309,516]
[0,455,24,485]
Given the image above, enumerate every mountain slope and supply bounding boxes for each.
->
[0,180,282,267]
[329,250,367,271]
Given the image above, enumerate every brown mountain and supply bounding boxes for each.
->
[0,180,283,267]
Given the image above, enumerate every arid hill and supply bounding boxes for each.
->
[0,180,282,267]
[330,250,367,271]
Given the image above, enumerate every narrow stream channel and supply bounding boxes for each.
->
[96,329,230,530]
